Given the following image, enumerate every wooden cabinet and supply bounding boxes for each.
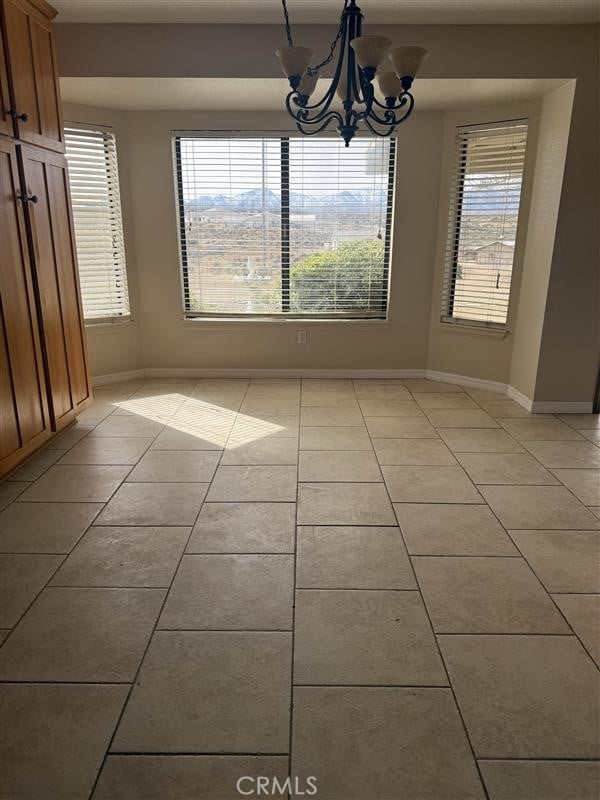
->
[1,0,63,152]
[20,144,91,429]
[0,138,51,474]
[0,18,12,136]
[0,0,91,477]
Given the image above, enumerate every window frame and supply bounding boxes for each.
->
[172,131,396,321]
[64,121,131,325]
[440,118,529,331]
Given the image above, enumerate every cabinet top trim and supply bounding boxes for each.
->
[5,0,58,22]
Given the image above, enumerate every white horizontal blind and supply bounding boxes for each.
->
[441,120,528,327]
[174,135,395,318]
[64,125,130,322]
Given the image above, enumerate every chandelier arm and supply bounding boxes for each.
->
[362,80,376,117]
[286,90,340,125]
[296,108,345,128]
[358,109,391,126]
[365,93,415,126]
[287,75,338,115]
[361,116,397,137]
[392,92,415,123]
[359,105,394,125]
[371,92,412,112]
[347,52,361,102]
[352,64,372,107]
[285,89,345,129]
[296,112,344,136]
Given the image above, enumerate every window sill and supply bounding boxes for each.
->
[179,317,391,333]
[179,317,391,331]
[85,319,137,332]
[436,321,509,340]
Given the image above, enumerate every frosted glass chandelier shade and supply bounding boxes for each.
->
[336,75,366,106]
[335,75,348,101]
[376,71,402,98]
[298,70,319,96]
[349,35,392,69]
[275,46,315,78]
[388,46,429,78]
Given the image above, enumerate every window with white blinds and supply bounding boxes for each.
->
[64,125,130,322]
[441,120,528,328]
[173,135,395,318]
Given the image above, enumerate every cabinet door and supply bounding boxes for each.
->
[0,19,14,136]
[19,144,91,430]
[1,0,64,152]
[0,138,50,477]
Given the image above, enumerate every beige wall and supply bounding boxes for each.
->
[64,104,443,373]
[509,82,577,399]
[532,78,600,403]
[58,23,600,402]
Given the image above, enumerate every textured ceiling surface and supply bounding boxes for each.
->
[52,0,599,25]
[60,77,568,112]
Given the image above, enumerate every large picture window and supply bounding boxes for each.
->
[64,124,130,322]
[441,120,528,328]
[173,135,395,318]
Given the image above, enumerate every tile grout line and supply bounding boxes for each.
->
[500,529,600,668]
[0,389,164,647]
[353,378,493,800]
[467,391,598,487]
[2,414,165,632]
[463,391,600,666]
[1,378,598,795]
[0,555,67,648]
[85,377,252,799]
[476,756,600,762]
[0,460,144,644]
[93,751,291,757]
[0,385,169,642]
[287,382,303,795]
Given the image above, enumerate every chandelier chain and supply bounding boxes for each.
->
[280,0,349,74]
[280,0,293,46]
[308,0,349,74]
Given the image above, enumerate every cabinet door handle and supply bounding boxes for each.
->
[18,194,38,204]
[7,108,28,122]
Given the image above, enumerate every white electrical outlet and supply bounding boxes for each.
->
[297,330,307,344]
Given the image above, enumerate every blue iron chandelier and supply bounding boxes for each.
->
[276,0,428,146]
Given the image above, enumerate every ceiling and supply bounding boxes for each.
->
[52,0,599,25]
[60,77,568,112]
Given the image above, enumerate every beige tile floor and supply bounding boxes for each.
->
[0,377,599,800]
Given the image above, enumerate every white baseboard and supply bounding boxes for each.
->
[91,367,425,386]
[91,367,593,413]
[425,369,508,395]
[506,384,533,412]
[506,385,593,413]
[530,400,594,413]
[143,367,427,379]
[91,369,147,387]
